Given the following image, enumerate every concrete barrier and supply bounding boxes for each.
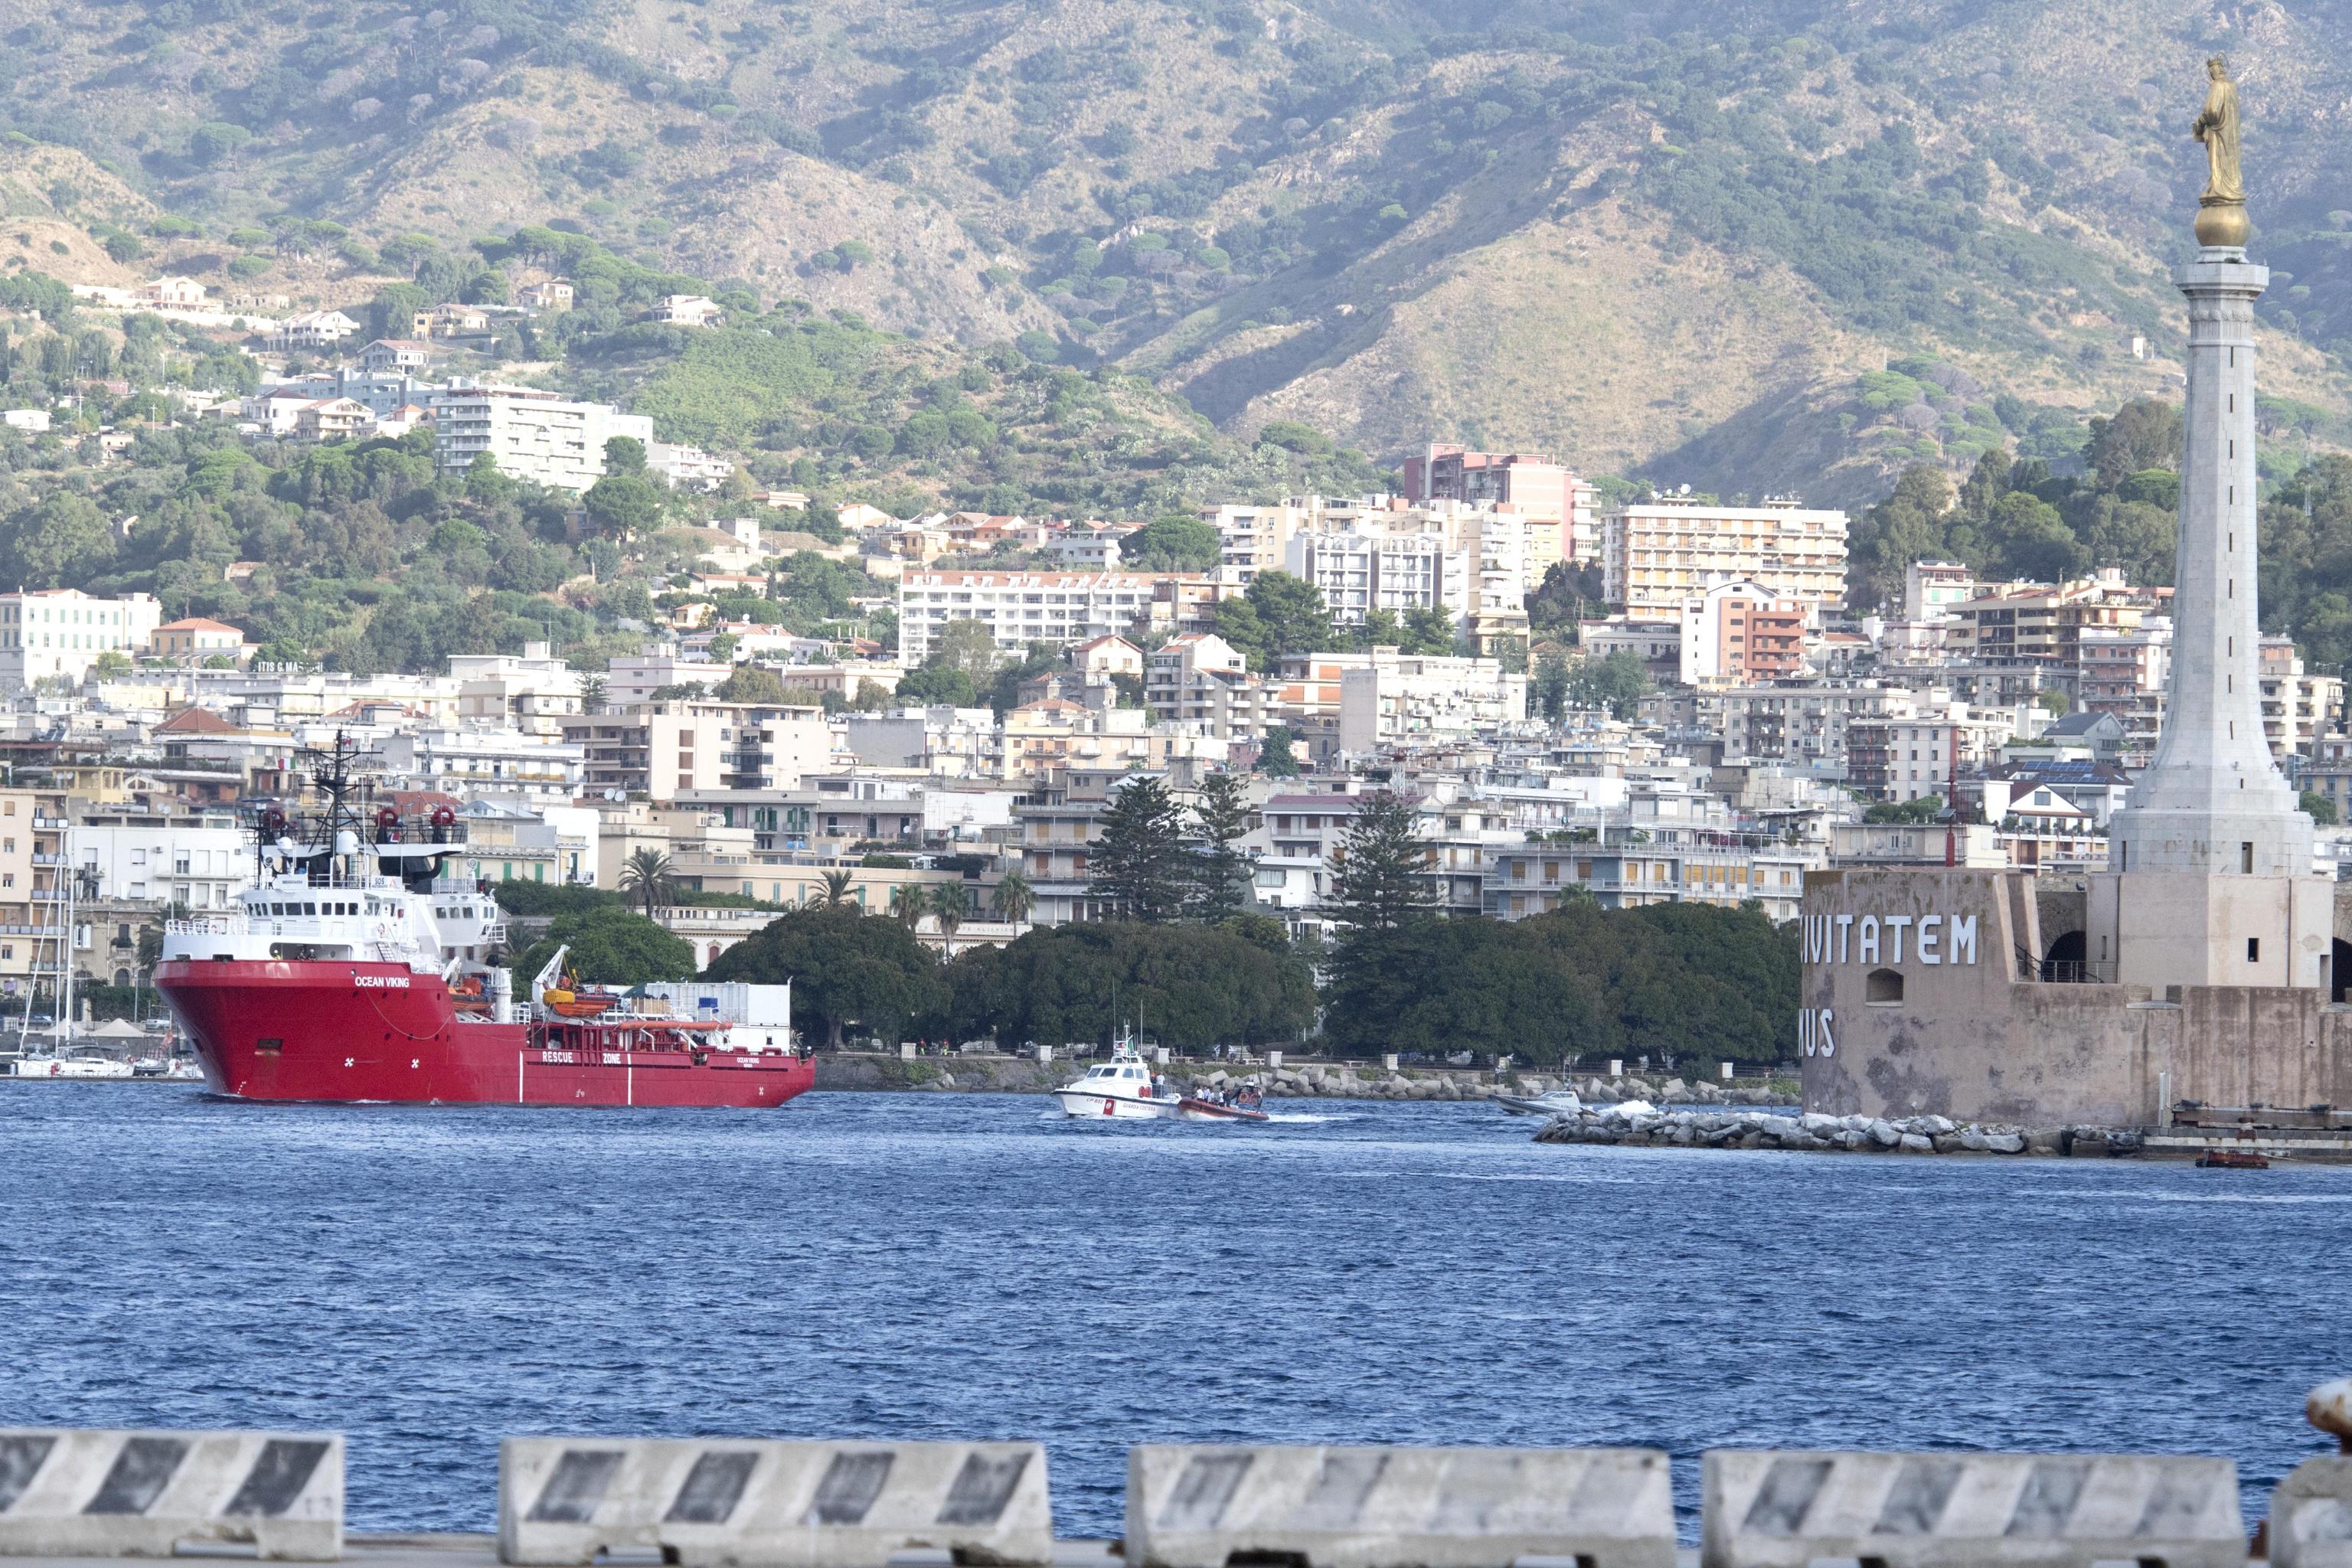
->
[1125,1444,1673,1568]
[2270,1458,2352,1568]
[0,1427,341,1560]
[1700,1450,2242,1568]
[498,1438,1052,1567]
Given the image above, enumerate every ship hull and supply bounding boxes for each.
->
[153,959,814,1108]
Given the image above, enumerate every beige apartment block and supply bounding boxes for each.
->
[1600,498,1848,617]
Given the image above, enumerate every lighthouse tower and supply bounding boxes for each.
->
[2089,91,2328,991]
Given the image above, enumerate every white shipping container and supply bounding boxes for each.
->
[641,982,793,1027]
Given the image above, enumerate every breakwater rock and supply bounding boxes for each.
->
[1533,1107,2149,1155]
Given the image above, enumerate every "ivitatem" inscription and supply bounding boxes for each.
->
[1801,913,1978,968]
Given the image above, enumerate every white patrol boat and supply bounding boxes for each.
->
[1052,1043,1174,1119]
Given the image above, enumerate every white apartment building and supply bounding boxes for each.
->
[1283,524,1468,628]
[74,822,253,910]
[1334,655,1528,750]
[374,727,586,802]
[1145,633,1277,739]
[1710,682,1933,773]
[0,590,165,691]
[896,571,1207,665]
[559,701,831,802]
[1847,707,2021,804]
[430,381,655,492]
[1600,498,1849,617]
[648,441,736,490]
[604,655,737,707]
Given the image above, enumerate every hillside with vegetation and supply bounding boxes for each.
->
[9,0,2352,503]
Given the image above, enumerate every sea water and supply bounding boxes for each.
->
[0,1086,2344,1537]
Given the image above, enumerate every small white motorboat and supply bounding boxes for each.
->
[1498,1089,1583,1116]
[1174,1093,1269,1124]
[1052,1044,1174,1119]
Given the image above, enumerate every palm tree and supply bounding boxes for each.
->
[817,869,855,909]
[619,848,675,916]
[888,883,926,929]
[991,868,1034,925]
[929,882,970,953]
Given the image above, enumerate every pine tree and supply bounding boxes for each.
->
[1185,772,1254,919]
[1089,776,1189,922]
[1327,790,1436,936]
[1322,789,1439,1033]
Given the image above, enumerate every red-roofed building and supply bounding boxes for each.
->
[153,617,252,665]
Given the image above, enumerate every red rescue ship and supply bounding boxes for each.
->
[154,737,813,1109]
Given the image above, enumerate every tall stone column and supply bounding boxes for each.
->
[2105,253,2311,880]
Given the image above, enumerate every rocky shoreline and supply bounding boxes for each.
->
[815,1054,1801,1107]
[1533,1106,2147,1156]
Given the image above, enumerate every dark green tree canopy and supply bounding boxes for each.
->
[1089,776,1191,923]
[946,917,1314,1051]
[509,906,697,991]
[704,903,946,1047]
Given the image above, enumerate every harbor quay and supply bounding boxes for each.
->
[2,1378,2349,1568]
[816,1050,1801,1107]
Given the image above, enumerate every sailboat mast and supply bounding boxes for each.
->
[59,821,74,1048]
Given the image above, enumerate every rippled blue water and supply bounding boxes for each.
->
[1,1084,2345,1539]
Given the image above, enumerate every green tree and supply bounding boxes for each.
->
[894,664,978,705]
[1321,790,1436,1050]
[1864,796,1945,823]
[1323,916,1596,1060]
[1986,490,2085,581]
[947,919,1314,1051]
[511,906,697,990]
[1566,649,1651,720]
[583,472,664,535]
[1525,562,1601,636]
[817,869,856,908]
[889,882,926,928]
[2086,399,2182,490]
[1401,606,1458,655]
[0,493,116,588]
[1122,514,1220,570]
[1327,790,1433,937]
[368,282,431,339]
[88,651,133,683]
[705,903,946,1047]
[1258,724,1301,778]
[1241,570,1331,664]
[1354,607,1406,649]
[929,881,972,949]
[1847,464,1956,612]
[2303,791,2339,826]
[604,435,648,475]
[136,901,194,971]
[1186,771,1254,919]
[714,664,787,703]
[1533,650,1571,721]
[929,618,1001,688]
[1089,776,1190,922]
[991,868,1034,923]
[618,848,676,916]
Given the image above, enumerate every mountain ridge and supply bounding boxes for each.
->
[7,0,2352,502]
